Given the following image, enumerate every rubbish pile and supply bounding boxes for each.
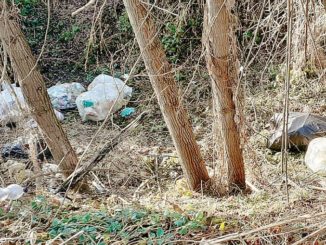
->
[0,74,133,127]
[0,82,64,127]
[267,112,326,175]
[76,74,133,121]
[47,82,86,110]
[268,112,326,151]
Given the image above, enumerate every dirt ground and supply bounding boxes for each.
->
[1,0,326,243]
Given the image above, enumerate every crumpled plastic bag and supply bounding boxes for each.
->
[0,184,24,201]
[0,84,27,125]
[76,74,133,121]
[0,83,64,126]
[268,112,326,151]
[48,82,86,110]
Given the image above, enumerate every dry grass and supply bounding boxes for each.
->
[0,0,326,244]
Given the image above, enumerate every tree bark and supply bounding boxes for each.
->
[204,0,246,191]
[0,56,11,84]
[0,5,79,179]
[123,0,209,190]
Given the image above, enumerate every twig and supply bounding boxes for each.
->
[59,230,84,245]
[246,180,261,193]
[204,212,326,244]
[292,223,326,245]
[308,185,326,192]
[281,0,293,204]
[55,111,148,193]
[71,0,96,17]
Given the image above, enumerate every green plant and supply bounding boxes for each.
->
[59,25,80,42]
[161,16,201,64]
[15,0,39,16]
[161,22,185,63]
[118,12,132,33]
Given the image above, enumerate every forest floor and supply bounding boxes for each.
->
[1,1,326,244]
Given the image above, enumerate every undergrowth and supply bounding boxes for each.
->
[0,196,230,244]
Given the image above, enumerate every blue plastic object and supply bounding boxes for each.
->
[120,107,136,118]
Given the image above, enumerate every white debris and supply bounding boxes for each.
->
[0,184,24,201]
[76,74,132,121]
[47,82,86,110]
[305,137,326,175]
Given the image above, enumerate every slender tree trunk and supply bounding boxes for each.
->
[204,0,246,191]
[123,0,209,190]
[0,5,79,179]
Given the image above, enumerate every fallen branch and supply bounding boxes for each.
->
[55,111,148,193]
[71,0,96,17]
[203,212,326,244]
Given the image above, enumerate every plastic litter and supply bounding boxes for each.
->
[1,138,52,160]
[120,107,136,118]
[305,137,326,175]
[268,112,326,151]
[121,74,130,80]
[0,83,64,126]
[87,74,124,91]
[1,142,28,159]
[76,74,133,121]
[47,82,85,110]
[54,110,65,121]
[0,84,27,125]
[0,188,9,201]
[0,184,24,201]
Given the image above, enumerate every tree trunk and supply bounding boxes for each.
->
[204,0,246,191]
[0,6,79,179]
[123,0,209,190]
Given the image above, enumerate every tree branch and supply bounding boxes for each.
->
[55,111,148,193]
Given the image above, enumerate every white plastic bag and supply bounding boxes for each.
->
[0,83,65,126]
[87,74,125,90]
[305,137,326,175]
[48,82,86,110]
[0,184,24,201]
[76,74,132,121]
[0,84,27,125]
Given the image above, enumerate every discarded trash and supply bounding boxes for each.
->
[1,138,52,160]
[76,74,133,121]
[121,74,130,80]
[0,188,8,201]
[1,142,28,159]
[0,83,27,125]
[87,74,125,91]
[120,107,136,118]
[305,137,326,175]
[54,109,65,121]
[0,83,65,126]
[48,82,85,110]
[0,184,24,201]
[268,112,326,151]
